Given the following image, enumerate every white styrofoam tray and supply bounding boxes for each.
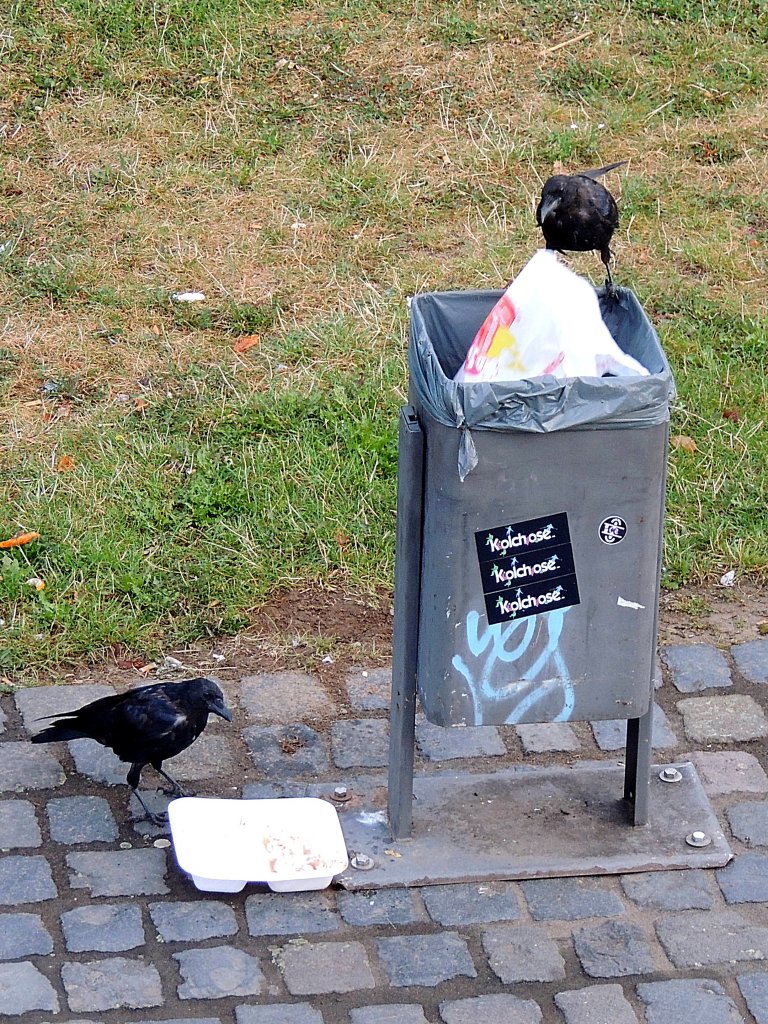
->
[168,796,349,893]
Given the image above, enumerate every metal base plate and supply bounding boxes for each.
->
[334,761,732,889]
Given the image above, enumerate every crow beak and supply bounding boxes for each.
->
[538,196,559,224]
[210,700,232,722]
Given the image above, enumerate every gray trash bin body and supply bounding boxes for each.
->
[407,287,675,729]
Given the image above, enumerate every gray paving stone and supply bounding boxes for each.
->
[655,909,768,967]
[0,961,59,1013]
[174,946,265,999]
[243,723,329,778]
[0,741,65,791]
[377,933,476,987]
[0,800,41,847]
[331,719,389,769]
[338,887,425,926]
[46,796,118,844]
[350,1006,428,1024]
[572,920,656,978]
[245,891,340,936]
[521,877,625,920]
[620,869,713,911]
[732,638,768,685]
[737,972,768,1024]
[164,731,238,781]
[240,671,334,724]
[415,717,506,761]
[346,666,391,711]
[637,979,743,1024]
[149,900,238,941]
[278,940,375,995]
[688,751,768,795]
[555,984,639,1024]
[0,855,57,904]
[482,924,565,983]
[61,957,163,1011]
[67,849,168,896]
[68,737,126,785]
[60,903,145,952]
[590,704,676,751]
[142,1020,221,1024]
[0,913,53,958]
[236,1006,324,1024]
[727,800,768,845]
[678,694,768,742]
[439,993,542,1024]
[421,881,520,925]
[15,683,114,731]
[717,852,768,904]
[660,644,732,692]
[516,722,580,753]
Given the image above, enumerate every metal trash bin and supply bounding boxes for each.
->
[388,286,676,836]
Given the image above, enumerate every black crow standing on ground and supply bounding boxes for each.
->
[32,677,232,824]
[535,160,627,293]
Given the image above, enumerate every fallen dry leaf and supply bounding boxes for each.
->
[134,398,148,415]
[670,435,697,453]
[335,529,350,549]
[57,454,76,471]
[722,407,741,422]
[233,333,261,353]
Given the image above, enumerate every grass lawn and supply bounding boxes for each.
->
[1,0,766,673]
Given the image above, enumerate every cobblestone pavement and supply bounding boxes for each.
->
[3,638,768,1023]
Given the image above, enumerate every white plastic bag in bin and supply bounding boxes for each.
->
[454,250,648,383]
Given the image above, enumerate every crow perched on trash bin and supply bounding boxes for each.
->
[535,161,627,292]
[31,677,232,824]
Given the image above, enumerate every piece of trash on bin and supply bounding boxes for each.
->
[170,291,206,302]
[719,569,736,587]
[26,577,46,591]
[0,531,40,549]
[617,596,645,610]
[454,249,649,383]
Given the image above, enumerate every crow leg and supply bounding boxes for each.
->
[127,761,167,825]
[600,246,618,301]
[131,787,168,826]
[153,763,191,798]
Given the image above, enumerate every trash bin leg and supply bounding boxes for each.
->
[388,407,425,840]
[624,705,653,825]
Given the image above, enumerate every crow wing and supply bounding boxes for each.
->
[34,683,207,766]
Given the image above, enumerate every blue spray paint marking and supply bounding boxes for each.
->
[451,607,575,725]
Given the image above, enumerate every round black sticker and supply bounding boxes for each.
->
[599,516,627,545]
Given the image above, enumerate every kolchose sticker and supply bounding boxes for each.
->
[476,512,580,625]
[599,516,627,545]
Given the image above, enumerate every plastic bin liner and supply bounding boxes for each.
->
[409,286,676,480]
